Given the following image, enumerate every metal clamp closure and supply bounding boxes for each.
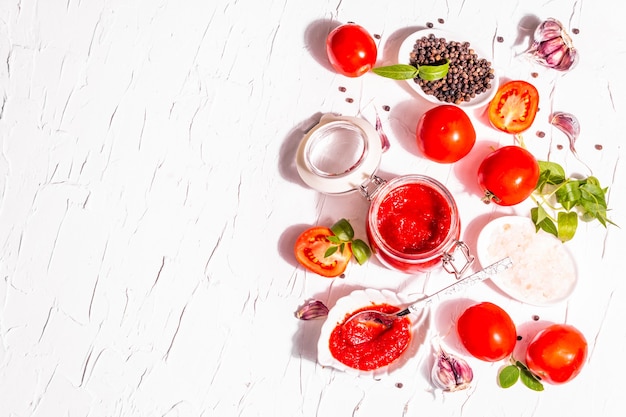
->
[442,240,475,279]
[359,174,386,201]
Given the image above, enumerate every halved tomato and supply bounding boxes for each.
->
[294,226,352,277]
[488,80,539,134]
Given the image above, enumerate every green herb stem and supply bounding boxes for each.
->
[530,192,560,217]
[531,160,615,242]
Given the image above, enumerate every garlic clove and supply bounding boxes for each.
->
[543,44,568,67]
[533,18,565,42]
[550,111,581,158]
[554,48,579,72]
[550,111,593,174]
[539,37,567,56]
[375,112,391,153]
[431,347,473,392]
[295,299,329,320]
[550,111,580,141]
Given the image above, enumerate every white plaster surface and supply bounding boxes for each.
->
[0,0,624,416]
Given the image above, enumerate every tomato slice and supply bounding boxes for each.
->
[488,80,539,134]
[294,226,352,277]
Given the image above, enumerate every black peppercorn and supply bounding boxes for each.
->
[409,35,494,104]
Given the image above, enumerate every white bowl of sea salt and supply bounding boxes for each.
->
[476,216,578,306]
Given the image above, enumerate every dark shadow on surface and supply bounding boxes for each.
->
[513,14,541,49]
[277,112,324,187]
[304,19,341,73]
[388,98,433,157]
[452,138,501,197]
[512,318,555,361]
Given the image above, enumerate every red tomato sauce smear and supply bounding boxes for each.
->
[329,304,412,371]
[376,183,452,254]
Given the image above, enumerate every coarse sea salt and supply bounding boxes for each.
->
[477,216,577,305]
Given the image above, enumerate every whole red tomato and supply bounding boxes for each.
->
[525,324,588,384]
[457,302,517,362]
[477,146,540,206]
[294,226,352,277]
[326,23,377,77]
[488,80,539,134]
[416,105,476,163]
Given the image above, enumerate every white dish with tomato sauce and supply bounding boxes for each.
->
[317,288,429,377]
[397,28,498,109]
[476,216,578,306]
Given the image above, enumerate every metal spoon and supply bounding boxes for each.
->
[344,257,513,331]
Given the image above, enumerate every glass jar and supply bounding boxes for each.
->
[296,113,473,278]
[367,175,467,274]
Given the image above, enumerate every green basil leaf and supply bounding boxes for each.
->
[418,60,450,81]
[324,246,338,258]
[578,182,611,226]
[351,239,372,265]
[498,365,520,388]
[520,368,544,391]
[537,161,566,185]
[557,211,578,242]
[580,183,608,207]
[326,235,341,244]
[555,181,582,210]
[330,218,355,242]
[585,176,601,187]
[532,158,616,241]
[372,64,419,80]
[535,172,549,192]
[581,210,598,223]
[579,199,607,223]
[531,207,558,237]
[531,206,548,227]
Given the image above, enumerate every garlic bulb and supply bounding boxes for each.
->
[431,347,473,392]
[528,18,578,72]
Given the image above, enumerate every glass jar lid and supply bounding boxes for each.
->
[296,114,382,194]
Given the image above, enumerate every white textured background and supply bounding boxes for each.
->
[1,0,624,416]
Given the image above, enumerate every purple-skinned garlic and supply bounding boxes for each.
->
[295,299,329,320]
[527,18,578,72]
[431,347,474,392]
[550,111,593,174]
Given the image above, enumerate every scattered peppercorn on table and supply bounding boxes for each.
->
[1,0,624,415]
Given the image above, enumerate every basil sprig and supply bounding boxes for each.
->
[531,161,616,242]
[326,218,372,265]
[499,360,544,391]
[372,60,449,81]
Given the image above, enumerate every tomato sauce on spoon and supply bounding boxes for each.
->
[328,304,412,371]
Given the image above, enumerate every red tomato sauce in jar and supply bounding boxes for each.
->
[328,304,412,371]
[367,176,460,273]
[377,183,452,252]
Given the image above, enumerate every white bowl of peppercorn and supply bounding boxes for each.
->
[398,28,498,109]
